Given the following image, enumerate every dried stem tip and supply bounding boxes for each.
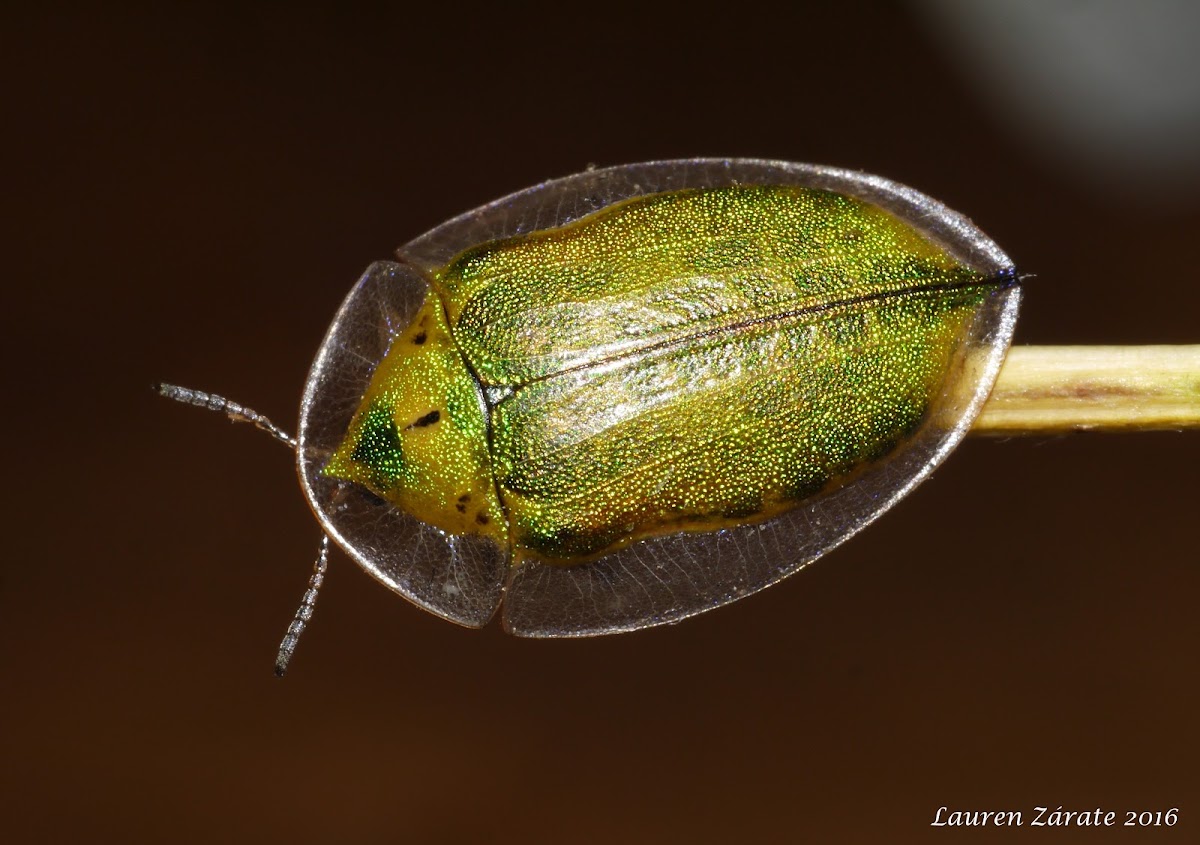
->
[976,345,1200,435]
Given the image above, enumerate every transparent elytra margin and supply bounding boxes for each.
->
[296,158,1021,636]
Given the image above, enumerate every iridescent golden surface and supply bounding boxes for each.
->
[327,186,1001,563]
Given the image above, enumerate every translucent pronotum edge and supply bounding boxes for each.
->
[297,159,1020,634]
[296,262,508,629]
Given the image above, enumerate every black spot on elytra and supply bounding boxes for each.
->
[996,266,1021,287]
[475,512,490,525]
[860,429,909,464]
[783,476,828,502]
[405,409,441,430]
[723,502,763,520]
[455,502,467,513]
[412,331,427,345]
[358,489,388,508]
[521,524,621,560]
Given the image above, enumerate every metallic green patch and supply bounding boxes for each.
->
[348,402,405,488]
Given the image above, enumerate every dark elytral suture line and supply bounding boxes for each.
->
[502,273,1016,391]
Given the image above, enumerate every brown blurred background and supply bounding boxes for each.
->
[4,3,1197,843]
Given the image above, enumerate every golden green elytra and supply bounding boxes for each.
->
[162,159,1020,665]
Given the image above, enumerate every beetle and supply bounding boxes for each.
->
[159,158,1020,673]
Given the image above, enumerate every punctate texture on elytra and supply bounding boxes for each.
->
[323,185,1004,564]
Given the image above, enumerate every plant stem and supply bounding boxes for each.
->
[974,345,1200,435]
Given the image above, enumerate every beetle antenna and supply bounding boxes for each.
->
[275,533,331,677]
[154,383,296,449]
